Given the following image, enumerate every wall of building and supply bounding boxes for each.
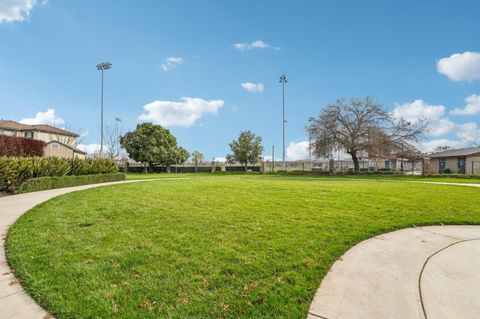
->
[36,131,76,146]
[430,158,440,174]
[466,155,480,174]
[43,142,85,159]
[430,156,480,174]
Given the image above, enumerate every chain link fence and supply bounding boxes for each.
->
[114,158,480,175]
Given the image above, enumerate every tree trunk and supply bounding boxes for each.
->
[351,152,360,172]
[166,164,171,174]
[245,162,248,171]
[144,162,148,174]
[149,162,153,173]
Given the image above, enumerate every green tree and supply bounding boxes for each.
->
[228,130,263,171]
[120,123,187,173]
[190,151,204,172]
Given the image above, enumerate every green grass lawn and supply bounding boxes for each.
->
[6,174,480,318]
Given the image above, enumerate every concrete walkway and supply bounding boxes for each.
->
[0,178,186,319]
[308,225,480,319]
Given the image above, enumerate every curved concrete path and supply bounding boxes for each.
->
[0,178,186,319]
[308,225,480,319]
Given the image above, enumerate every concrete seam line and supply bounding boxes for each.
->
[418,238,480,319]
[416,227,464,241]
[308,311,331,319]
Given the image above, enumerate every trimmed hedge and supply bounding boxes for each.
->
[0,135,44,156]
[0,157,118,192]
[16,173,126,194]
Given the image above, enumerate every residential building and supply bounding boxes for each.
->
[429,147,480,174]
[0,120,86,159]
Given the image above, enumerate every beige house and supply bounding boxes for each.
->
[429,147,480,175]
[0,120,86,159]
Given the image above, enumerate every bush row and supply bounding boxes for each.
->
[16,173,126,194]
[0,157,118,192]
[0,135,44,157]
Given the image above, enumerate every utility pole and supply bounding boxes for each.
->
[279,74,287,171]
[97,62,112,158]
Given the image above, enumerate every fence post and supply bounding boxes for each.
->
[211,161,216,174]
[329,159,334,175]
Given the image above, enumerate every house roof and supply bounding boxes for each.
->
[429,147,480,158]
[45,140,87,155]
[0,120,79,137]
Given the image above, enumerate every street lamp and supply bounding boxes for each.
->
[97,61,112,158]
[279,74,287,170]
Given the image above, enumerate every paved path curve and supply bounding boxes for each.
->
[0,178,187,319]
[308,225,480,319]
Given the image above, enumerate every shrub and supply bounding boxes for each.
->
[0,135,44,157]
[0,157,118,192]
[16,173,126,194]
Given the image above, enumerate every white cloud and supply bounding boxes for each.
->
[160,57,184,71]
[450,94,480,115]
[241,82,264,93]
[287,141,309,160]
[233,40,278,51]
[437,51,480,82]
[20,108,65,126]
[213,157,227,163]
[139,97,224,127]
[429,118,456,136]
[457,122,480,142]
[262,155,273,161]
[417,122,480,153]
[0,0,45,23]
[392,99,454,136]
[418,139,467,153]
[77,143,101,154]
[392,99,445,124]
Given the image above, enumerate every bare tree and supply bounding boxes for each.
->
[104,125,123,159]
[48,124,85,147]
[308,96,426,171]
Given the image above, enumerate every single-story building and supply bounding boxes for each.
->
[429,147,480,174]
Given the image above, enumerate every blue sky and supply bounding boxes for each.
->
[1,0,480,160]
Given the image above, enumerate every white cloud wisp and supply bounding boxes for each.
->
[139,97,224,127]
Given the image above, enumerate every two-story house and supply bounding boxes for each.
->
[0,120,86,159]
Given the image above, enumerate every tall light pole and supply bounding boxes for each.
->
[97,61,112,158]
[115,117,122,156]
[279,74,287,170]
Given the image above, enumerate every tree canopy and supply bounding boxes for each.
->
[308,96,426,171]
[190,151,205,166]
[120,122,188,170]
[228,130,263,170]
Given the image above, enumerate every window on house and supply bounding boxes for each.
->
[24,131,34,139]
[51,142,60,150]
